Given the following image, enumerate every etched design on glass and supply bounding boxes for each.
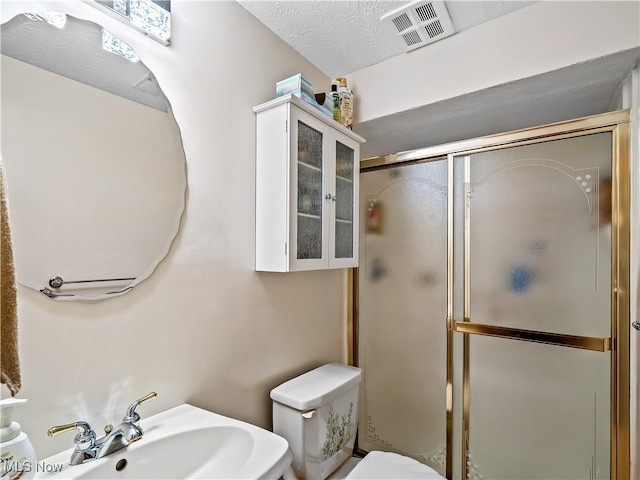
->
[466,158,603,292]
[367,177,447,212]
[365,177,447,273]
[466,449,490,480]
[362,349,393,448]
[467,158,600,226]
[366,413,392,447]
[321,403,355,461]
[418,442,447,477]
[96,0,171,42]
[366,177,447,230]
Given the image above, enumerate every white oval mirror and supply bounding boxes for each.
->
[1,12,186,301]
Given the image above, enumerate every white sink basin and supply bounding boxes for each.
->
[35,404,292,479]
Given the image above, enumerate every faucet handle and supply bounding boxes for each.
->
[47,421,97,452]
[123,392,157,423]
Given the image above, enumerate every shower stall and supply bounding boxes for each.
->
[353,111,630,479]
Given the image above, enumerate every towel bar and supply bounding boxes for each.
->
[48,276,135,289]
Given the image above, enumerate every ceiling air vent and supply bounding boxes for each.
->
[133,72,160,96]
[381,0,455,52]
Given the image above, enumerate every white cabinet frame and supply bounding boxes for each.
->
[254,94,365,272]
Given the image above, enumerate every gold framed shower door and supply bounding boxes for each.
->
[352,110,630,480]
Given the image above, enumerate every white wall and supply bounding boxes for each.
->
[349,1,640,124]
[0,0,344,459]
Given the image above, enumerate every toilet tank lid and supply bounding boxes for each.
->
[270,363,362,411]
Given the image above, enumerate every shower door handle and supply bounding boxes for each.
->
[452,321,612,352]
[633,321,640,331]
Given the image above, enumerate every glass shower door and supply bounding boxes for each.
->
[453,132,613,479]
[358,159,449,476]
[356,116,629,480]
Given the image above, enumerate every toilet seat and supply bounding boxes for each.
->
[345,451,445,479]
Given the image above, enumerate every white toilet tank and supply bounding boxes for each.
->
[271,363,362,480]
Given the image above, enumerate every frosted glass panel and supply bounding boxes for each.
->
[297,165,322,217]
[467,335,610,479]
[463,133,612,338]
[298,121,322,169]
[358,160,448,475]
[297,215,322,259]
[297,121,323,259]
[336,177,353,221]
[335,141,354,258]
[335,221,353,259]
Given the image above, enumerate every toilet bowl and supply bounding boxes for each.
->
[270,363,445,480]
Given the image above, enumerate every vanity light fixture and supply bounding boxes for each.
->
[23,12,67,29]
[84,0,171,46]
[102,28,140,62]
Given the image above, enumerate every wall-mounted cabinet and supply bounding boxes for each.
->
[254,94,365,272]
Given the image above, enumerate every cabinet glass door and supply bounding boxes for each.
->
[335,141,354,257]
[331,130,359,267]
[297,121,323,260]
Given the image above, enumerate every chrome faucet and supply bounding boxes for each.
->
[47,392,157,466]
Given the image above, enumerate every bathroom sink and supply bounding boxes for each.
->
[34,404,292,479]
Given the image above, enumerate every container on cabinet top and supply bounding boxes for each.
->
[276,73,314,98]
[299,90,332,118]
[314,91,335,119]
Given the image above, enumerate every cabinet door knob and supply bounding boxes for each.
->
[331,196,337,202]
[325,194,332,200]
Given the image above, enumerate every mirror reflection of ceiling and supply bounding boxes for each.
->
[0,13,168,112]
[1,12,187,301]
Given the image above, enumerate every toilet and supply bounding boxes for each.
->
[270,363,445,480]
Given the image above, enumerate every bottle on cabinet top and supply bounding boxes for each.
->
[331,83,341,123]
[335,77,353,130]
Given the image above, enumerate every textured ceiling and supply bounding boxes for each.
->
[238,1,637,158]
[237,0,538,77]
[1,13,168,111]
